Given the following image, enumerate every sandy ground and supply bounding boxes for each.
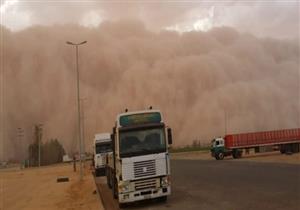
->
[171,150,300,164]
[0,162,104,210]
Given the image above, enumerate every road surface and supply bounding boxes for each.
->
[95,159,300,210]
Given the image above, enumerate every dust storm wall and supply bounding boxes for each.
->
[1,20,299,160]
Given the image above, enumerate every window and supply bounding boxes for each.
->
[119,127,166,158]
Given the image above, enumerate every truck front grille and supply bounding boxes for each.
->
[134,179,157,191]
[133,160,156,178]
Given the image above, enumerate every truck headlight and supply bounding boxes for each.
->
[119,181,130,192]
[161,176,170,187]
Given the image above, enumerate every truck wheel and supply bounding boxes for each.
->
[119,203,128,208]
[159,196,167,202]
[280,145,286,154]
[233,150,242,159]
[107,170,112,188]
[112,177,118,199]
[218,152,224,160]
[215,154,220,160]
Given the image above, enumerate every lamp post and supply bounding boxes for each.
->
[66,40,87,180]
[80,98,87,167]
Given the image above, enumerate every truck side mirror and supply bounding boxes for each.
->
[167,128,173,145]
[111,133,115,150]
[111,133,114,141]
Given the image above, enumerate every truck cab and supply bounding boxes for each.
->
[106,109,172,208]
[94,133,112,176]
[211,137,242,160]
[211,138,226,160]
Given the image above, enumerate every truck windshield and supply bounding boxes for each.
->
[95,142,111,154]
[211,140,216,147]
[119,127,166,158]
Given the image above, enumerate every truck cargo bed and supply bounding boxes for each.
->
[225,128,300,149]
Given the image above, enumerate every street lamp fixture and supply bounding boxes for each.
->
[66,40,87,181]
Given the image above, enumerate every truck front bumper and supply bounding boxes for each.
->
[118,186,171,203]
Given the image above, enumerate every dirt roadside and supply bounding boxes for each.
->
[0,162,104,210]
[171,150,300,164]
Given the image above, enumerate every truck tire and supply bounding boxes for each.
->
[215,154,220,160]
[112,176,118,199]
[217,152,224,160]
[119,202,128,208]
[292,143,300,153]
[233,150,242,159]
[159,196,167,202]
[95,169,100,177]
[106,169,112,189]
[280,145,286,154]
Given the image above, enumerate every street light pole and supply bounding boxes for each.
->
[80,98,87,168]
[66,40,87,181]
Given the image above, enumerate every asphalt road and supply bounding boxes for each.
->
[95,159,300,210]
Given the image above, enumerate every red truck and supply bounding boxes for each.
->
[211,128,300,160]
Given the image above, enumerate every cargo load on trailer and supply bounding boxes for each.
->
[93,133,112,176]
[211,128,300,160]
[106,108,173,208]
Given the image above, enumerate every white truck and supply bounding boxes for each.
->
[94,133,112,176]
[106,109,173,208]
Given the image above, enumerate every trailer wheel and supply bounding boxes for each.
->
[218,152,224,160]
[106,169,112,189]
[233,150,242,159]
[112,176,118,199]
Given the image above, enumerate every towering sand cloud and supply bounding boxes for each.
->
[1,20,299,160]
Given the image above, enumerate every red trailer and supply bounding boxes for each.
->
[211,128,300,160]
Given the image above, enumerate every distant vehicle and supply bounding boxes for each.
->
[106,108,173,208]
[211,128,300,160]
[63,155,72,162]
[94,133,112,176]
[0,161,8,169]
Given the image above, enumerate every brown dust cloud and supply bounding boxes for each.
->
[1,20,299,160]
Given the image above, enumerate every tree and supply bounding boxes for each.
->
[27,125,66,166]
[41,138,65,165]
[28,125,42,166]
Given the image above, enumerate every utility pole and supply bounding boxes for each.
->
[66,40,87,181]
[224,110,227,135]
[38,124,43,167]
[17,128,24,162]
